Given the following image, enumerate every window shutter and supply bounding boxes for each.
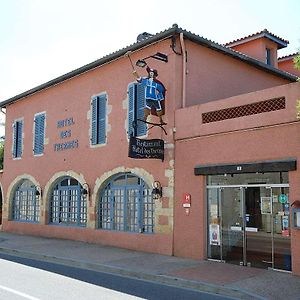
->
[98,94,106,144]
[34,114,45,155]
[128,84,135,138]
[91,96,98,145]
[136,83,146,136]
[16,121,23,158]
[12,122,17,158]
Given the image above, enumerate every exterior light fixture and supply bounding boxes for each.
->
[35,185,42,197]
[152,181,162,200]
[135,52,168,68]
[81,183,89,198]
[136,59,147,68]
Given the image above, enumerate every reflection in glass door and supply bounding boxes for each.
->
[207,184,291,271]
[245,186,273,269]
[208,187,245,266]
[272,187,291,271]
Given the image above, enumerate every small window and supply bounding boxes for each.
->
[128,83,147,138]
[13,120,23,158]
[91,94,107,145]
[33,113,46,155]
[266,48,271,65]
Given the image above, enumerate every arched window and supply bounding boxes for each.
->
[12,179,40,222]
[98,173,153,233]
[49,177,87,226]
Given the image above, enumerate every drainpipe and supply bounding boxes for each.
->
[179,33,187,108]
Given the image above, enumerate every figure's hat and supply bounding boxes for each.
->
[146,66,158,77]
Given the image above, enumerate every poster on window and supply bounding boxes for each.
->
[260,197,272,214]
[209,224,220,246]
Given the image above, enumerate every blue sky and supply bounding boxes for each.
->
[0,0,299,103]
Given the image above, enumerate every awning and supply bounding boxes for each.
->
[194,158,297,175]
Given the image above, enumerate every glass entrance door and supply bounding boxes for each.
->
[272,187,291,271]
[207,184,291,271]
[208,187,245,265]
[245,186,273,268]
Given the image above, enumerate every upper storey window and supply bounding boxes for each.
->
[266,48,271,65]
[128,83,146,138]
[12,119,23,158]
[33,112,46,155]
[91,93,107,145]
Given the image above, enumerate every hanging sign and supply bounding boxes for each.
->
[128,136,164,161]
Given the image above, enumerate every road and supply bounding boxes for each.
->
[0,253,235,300]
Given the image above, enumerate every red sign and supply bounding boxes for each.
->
[183,193,191,208]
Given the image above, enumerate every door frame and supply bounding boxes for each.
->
[207,183,290,270]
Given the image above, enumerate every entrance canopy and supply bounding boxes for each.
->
[194,158,296,176]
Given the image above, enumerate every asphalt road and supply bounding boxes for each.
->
[0,253,236,300]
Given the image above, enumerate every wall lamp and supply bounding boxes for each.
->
[136,52,168,68]
[35,185,42,197]
[152,181,162,200]
[81,183,89,198]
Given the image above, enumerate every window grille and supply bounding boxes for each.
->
[98,173,153,233]
[12,180,40,222]
[202,97,285,124]
[49,177,87,226]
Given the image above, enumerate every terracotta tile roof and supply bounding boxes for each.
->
[225,29,289,49]
[278,52,299,61]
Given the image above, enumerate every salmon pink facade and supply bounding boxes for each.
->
[1,25,300,274]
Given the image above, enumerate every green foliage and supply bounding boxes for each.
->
[0,141,4,170]
[294,52,300,70]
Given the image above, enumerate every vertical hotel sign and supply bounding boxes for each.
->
[54,117,79,151]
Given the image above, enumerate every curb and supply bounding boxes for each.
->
[0,246,264,300]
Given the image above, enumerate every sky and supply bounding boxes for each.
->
[0,0,299,109]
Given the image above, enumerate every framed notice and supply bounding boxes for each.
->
[261,197,272,214]
[209,224,220,246]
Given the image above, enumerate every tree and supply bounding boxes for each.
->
[294,52,300,71]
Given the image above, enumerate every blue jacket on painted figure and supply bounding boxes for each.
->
[139,78,165,101]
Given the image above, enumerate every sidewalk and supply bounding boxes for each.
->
[0,232,299,300]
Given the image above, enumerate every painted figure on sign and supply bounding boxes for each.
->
[133,66,166,124]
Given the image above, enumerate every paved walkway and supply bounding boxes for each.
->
[0,232,299,300]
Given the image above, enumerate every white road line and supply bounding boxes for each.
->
[0,284,41,300]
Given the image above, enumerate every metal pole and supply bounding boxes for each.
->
[219,188,223,261]
[241,187,247,266]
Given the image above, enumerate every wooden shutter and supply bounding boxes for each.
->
[91,96,98,145]
[128,83,146,138]
[136,83,146,136]
[12,121,17,158]
[34,113,45,155]
[98,94,106,144]
[128,84,135,138]
[14,120,23,158]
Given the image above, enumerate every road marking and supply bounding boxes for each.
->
[0,284,40,300]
